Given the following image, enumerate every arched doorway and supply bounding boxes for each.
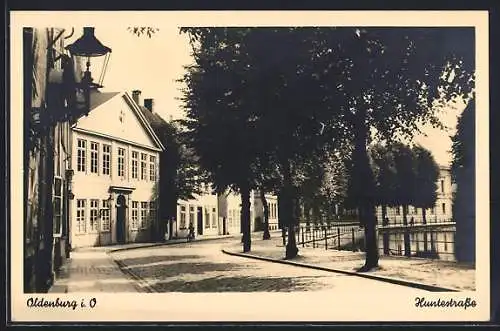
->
[116,194,127,244]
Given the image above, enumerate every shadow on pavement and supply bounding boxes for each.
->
[117,255,202,267]
[113,252,332,292]
[150,275,328,292]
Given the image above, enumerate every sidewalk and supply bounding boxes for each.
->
[49,233,240,293]
[222,236,475,292]
[48,249,142,293]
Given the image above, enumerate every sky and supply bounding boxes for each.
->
[65,27,466,167]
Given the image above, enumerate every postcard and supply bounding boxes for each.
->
[9,10,490,323]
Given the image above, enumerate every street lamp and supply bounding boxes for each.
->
[65,27,112,116]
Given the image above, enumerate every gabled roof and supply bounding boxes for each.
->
[84,90,165,151]
[122,92,166,151]
[89,91,120,111]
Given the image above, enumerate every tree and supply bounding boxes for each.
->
[140,109,204,240]
[451,98,475,264]
[312,27,474,270]
[178,28,264,253]
[254,153,281,240]
[412,144,439,225]
[243,28,350,259]
[370,143,398,222]
[392,143,417,256]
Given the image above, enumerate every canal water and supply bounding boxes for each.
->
[377,225,456,261]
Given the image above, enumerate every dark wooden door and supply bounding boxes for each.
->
[116,194,126,244]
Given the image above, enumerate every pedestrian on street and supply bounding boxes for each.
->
[188,222,195,242]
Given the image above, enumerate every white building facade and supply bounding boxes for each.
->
[170,188,280,239]
[252,192,279,231]
[69,91,164,248]
[173,190,221,239]
[376,165,454,225]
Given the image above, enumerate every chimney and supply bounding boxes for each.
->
[144,98,154,112]
[132,90,142,105]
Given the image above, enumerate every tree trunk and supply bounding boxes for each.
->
[260,190,271,240]
[382,204,389,254]
[281,158,298,259]
[402,204,411,257]
[352,108,379,271]
[362,203,378,265]
[240,185,251,253]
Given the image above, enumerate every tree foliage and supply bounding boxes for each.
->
[369,143,398,220]
[127,27,159,38]
[412,144,440,223]
[146,114,204,239]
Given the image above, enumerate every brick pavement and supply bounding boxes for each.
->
[109,235,427,294]
[223,236,476,291]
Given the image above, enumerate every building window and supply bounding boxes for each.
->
[441,179,445,193]
[149,155,156,181]
[396,206,401,215]
[90,141,99,174]
[189,206,195,227]
[89,199,99,232]
[131,151,139,179]
[442,203,446,214]
[141,153,147,180]
[228,209,233,227]
[118,147,126,178]
[212,207,217,228]
[76,199,86,233]
[77,139,86,172]
[149,201,156,224]
[180,205,187,229]
[205,207,210,228]
[53,177,63,236]
[131,201,139,230]
[101,199,110,232]
[431,207,435,214]
[102,144,111,175]
[140,202,148,229]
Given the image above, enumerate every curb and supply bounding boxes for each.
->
[221,249,458,292]
[108,235,238,253]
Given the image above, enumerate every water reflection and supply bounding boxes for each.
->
[378,226,456,261]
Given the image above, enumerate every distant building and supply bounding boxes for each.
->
[218,190,279,235]
[174,186,220,239]
[376,165,454,225]
[252,191,279,231]
[69,90,164,248]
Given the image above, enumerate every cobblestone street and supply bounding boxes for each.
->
[110,237,427,294]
